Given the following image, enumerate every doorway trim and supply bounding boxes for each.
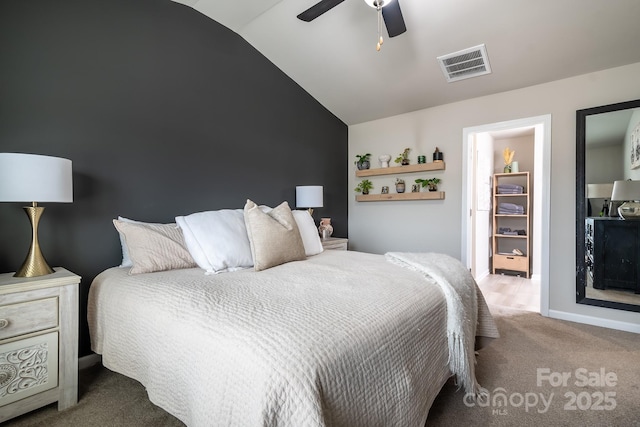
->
[461,115,551,316]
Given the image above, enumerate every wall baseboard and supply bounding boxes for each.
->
[79,353,102,370]
[475,269,490,282]
[548,310,640,334]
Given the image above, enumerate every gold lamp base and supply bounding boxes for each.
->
[14,204,55,278]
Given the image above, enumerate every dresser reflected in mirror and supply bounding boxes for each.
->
[576,98,640,312]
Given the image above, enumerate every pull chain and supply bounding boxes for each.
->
[376,0,384,51]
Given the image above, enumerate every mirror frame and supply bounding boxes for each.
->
[576,98,640,313]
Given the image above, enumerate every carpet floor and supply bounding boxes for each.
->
[4,306,639,426]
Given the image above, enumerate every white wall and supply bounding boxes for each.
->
[348,61,640,327]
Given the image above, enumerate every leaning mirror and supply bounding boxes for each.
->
[576,98,640,312]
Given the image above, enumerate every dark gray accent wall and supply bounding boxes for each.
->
[0,0,348,356]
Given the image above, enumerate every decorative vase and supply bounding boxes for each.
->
[357,160,370,170]
[428,184,438,192]
[433,147,444,162]
[379,154,391,168]
[504,164,512,173]
[318,218,333,239]
[401,159,410,166]
[396,183,406,193]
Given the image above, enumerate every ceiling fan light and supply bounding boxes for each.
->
[364,0,391,8]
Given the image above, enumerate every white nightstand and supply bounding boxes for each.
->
[321,237,348,251]
[0,268,80,423]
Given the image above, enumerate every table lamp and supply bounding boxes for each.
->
[0,153,73,277]
[296,185,323,216]
[586,183,614,217]
[611,180,640,220]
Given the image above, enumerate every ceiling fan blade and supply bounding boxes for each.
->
[381,0,407,37]
[297,0,346,22]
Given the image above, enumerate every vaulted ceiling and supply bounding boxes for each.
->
[173,0,640,125]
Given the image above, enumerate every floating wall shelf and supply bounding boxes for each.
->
[356,191,445,202]
[355,162,445,177]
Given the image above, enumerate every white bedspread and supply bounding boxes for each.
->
[88,250,498,427]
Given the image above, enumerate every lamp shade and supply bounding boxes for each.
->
[610,180,640,202]
[296,185,323,208]
[586,183,614,199]
[0,153,73,203]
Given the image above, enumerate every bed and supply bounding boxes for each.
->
[87,202,498,426]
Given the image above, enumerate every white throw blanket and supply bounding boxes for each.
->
[385,252,481,395]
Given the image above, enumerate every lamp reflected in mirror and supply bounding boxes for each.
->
[586,183,613,217]
[611,179,640,219]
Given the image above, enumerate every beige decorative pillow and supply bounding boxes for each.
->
[113,220,196,275]
[243,200,306,271]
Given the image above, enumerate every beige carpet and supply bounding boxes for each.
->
[427,306,640,426]
[5,307,640,427]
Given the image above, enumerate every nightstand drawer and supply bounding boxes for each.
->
[0,298,58,340]
[0,332,59,407]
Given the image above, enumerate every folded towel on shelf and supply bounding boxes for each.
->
[497,202,524,215]
[497,184,524,194]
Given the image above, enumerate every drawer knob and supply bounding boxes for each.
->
[0,319,8,329]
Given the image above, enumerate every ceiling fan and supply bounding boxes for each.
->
[297,0,407,39]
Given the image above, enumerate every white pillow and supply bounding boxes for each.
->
[175,209,254,274]
[291,210,324,256]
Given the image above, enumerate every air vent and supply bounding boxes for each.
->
[437,44,492,83]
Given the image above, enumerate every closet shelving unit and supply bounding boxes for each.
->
[492,171,530,278]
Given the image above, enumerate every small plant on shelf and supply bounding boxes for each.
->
[394,148,411,165]
[395,178,406,193]
[355,153,372,170]
[354,179,374,195]
[415,177,441,191]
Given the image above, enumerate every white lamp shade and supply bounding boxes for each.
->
[0,153,73,203]
[611,180,640,202]
[586,183,614,199]
[296,185,323,208]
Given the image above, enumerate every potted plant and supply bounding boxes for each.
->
[394,148,411,166]
[395,178,406,193]
[354,179,374,195]
[415,177,441,191]
[355,153,372,170]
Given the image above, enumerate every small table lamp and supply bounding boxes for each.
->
[611,180,640,220]
[296,185,323,216]
[0,153,73,277]
[586,183,614,217]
